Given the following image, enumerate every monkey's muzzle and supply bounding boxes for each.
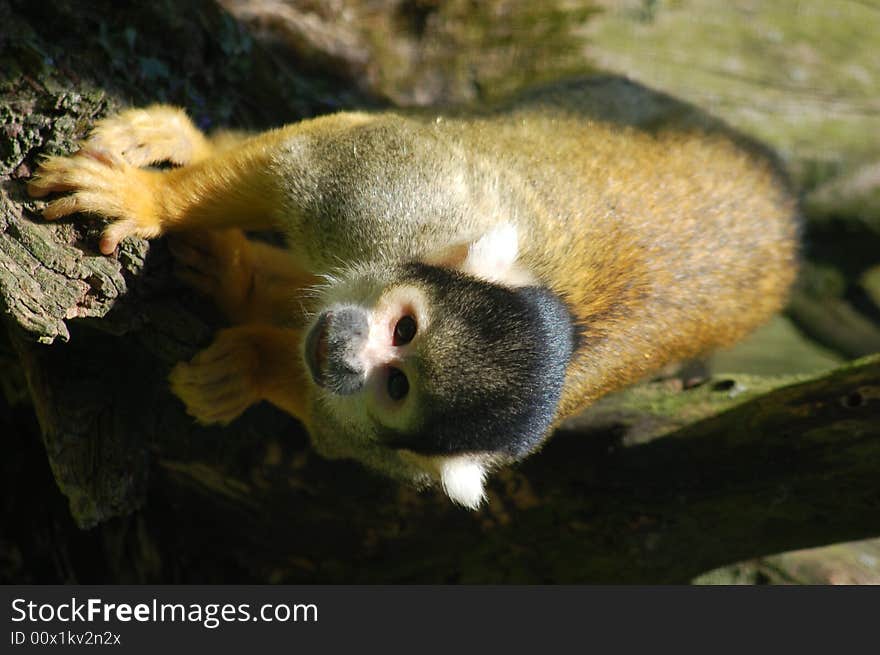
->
[305,308,369,395]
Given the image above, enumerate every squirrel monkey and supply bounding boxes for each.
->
[27,77,799,508]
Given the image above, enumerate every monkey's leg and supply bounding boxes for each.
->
[168,324,311,426]
[169,229,319,325]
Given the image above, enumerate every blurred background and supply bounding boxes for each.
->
[2,0,879,583]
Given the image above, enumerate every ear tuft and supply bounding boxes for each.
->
[461,222,519,284]
[439,457,487,509]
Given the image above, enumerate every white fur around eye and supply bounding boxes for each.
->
[439,457,487,509]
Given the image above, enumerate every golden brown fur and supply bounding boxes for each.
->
[438,102,797,421]
[28,76,799,500]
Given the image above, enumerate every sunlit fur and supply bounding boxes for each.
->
[29,76,800,508]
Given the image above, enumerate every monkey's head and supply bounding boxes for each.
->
[301,224,576,508]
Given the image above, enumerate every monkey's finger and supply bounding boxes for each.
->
[189,343,243,368]
[88,131,158,167]
[41,195,83,220]
[177,356,253,391]
[78,146,126,169]
[189,386,252,412]
[187,398,250,426]
[29,153,119,199]
[180,386,250,419]
[99,219,139,255]
[120,140,186,167]
[42,191,113,221]
[27,167,82,198]
[168,362,196,398]
[169,363,223,406]
[27,155,79,197]
[172,364,242,390]
[129,136,191,167]
[27,177,72,198]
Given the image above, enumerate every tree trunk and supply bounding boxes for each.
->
[2,0,879,583]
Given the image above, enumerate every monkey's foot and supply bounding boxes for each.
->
[168,327,264,425]
[85,105,211,167]
[27,148,164,254]
[168,230,255,323]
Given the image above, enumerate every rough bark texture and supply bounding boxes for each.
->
[2,0,879,583]
[1,0,370,530]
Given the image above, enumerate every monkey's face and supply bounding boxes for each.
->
[301,257,576,509]
[303,271,431,438]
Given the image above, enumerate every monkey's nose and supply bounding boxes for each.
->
[323,307,369,395]
[329,307,369,341]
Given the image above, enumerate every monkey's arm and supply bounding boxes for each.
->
[170,230,319,325]
[27,112,375,255]
[27,107,334,427]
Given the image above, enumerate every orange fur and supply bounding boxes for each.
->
[28,82,798,455]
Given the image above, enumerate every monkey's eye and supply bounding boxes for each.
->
[387,367,410,401]
[393,315,417,346]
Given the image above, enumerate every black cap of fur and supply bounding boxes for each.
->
[387,263,576,458]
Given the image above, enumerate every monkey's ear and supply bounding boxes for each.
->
[428,223,532,286]
[461,222,520,284]
[438,456,487,509]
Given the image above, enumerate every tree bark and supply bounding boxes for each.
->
[2,0,879,583]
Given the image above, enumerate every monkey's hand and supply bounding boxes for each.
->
[169,327,267,426]
[27,148,165,254]
[85,105,212,167]
[169,325,310,426]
